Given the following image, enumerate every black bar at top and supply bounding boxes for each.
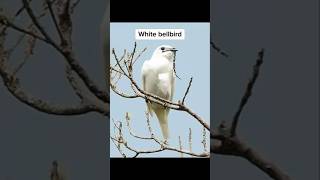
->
[110,0,210,22]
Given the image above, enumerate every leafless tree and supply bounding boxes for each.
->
[0,1,291,180]
[109,43,209,158]
[0,0,109,116]
[211,47,290,180]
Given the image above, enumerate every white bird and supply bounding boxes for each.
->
[141,45,177,141]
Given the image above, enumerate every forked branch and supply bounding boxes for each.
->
[211,49,291,180]
[111,112,209,158]
[0,0,109,116]
[110,43,210,131]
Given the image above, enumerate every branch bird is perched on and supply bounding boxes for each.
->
[141,45,177,141]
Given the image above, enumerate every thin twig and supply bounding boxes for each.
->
[173,51,181,79]
[182,77,193,104]
[132,47,147,65]
[111,133,209,158]
[179,136,183,157]
[7,33,26,57]
[111,137,126,158]
[46,0,64,42]
[70,0,81,14]
[188,128,192,152]
[230,49,264,136]
[125,112,152,140]
[22,0,54,42]
[210,41,229,57]
[110,82,139,99]
[202,126,207,152]
[128,42,137,74]
[0,17,49,43]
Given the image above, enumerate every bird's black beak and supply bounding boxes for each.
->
[162,47,178,52]
[170,48,178,52]
[166,48,177,52]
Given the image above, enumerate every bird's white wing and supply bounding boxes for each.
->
[141,61,154,116]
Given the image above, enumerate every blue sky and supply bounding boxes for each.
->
[110,23,210,157]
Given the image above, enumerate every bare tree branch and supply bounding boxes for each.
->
[54,0,109,103]
[111,113,209,158]
[178,136,183,157]
[211,136,290,180]
[0,16,49,43]
[111,45,210,131]
[188,128,192,152]
[110,137,126,158]
[46,0,64,42]
[1,0,110,116]
[1,62,108,117]
[0,63,104,115]
[210,41,229,57]
[110,44,210,158]
[231,49,264,136]
[65,65,86,101]
[22,0,54,43]
[0,0,109,116]
[0,2,293,179]
[211,49,291,180]
[125,112,152,140]
[20,0,109,103]
[70,0,81,14]
[182,77,193,104]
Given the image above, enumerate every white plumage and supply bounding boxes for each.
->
[141,45,177,140]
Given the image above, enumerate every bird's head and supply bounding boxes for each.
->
[152,45,178,61]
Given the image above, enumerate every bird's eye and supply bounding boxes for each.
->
[160,47,165,51]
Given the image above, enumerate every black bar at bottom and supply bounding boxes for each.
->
[110,158,210,179]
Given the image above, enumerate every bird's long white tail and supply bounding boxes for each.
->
[154,108,169,140]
